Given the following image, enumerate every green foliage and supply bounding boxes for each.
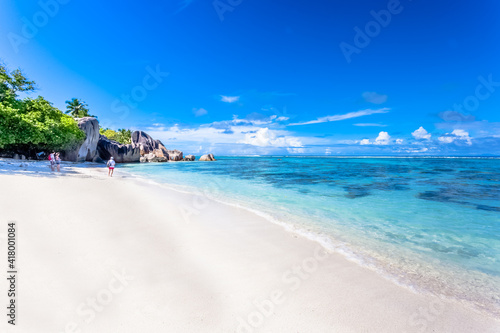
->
[9,69,36,92]
[0,66,36,105]
[0,65,85,154]
[99,128,132,145]
[65,98,96,118]
[0,97,85,151]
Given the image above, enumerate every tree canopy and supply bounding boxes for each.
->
[0,65,85,154]
[65,98,96,118]
[0,66,36,104]
[99,128,132,145]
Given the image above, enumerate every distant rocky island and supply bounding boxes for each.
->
[62,117,215,163]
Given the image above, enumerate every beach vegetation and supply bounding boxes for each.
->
[0,65,36,105]
[0,65,85,155]
[65,98,96,118]
[99,128,132,145]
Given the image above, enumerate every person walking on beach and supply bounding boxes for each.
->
[107,157,116,177]
[55,153,62,172]
[48,152,55,171]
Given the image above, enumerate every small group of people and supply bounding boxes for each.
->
[48,152,62,172]
[47,152,116,176]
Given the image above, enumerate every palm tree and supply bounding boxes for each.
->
[65,98,95,118]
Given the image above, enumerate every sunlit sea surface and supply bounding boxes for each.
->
[121,157,500,316]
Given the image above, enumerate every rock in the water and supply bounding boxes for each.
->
[97,135,141,163]
[166,149,183,161]
[13,154,20,160]
[140,156,148,163]
[199,154,216,161]
[62,117,100,162]
[144,152,167,162]
[184,155,195,161]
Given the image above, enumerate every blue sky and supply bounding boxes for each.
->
[1,0,500,155]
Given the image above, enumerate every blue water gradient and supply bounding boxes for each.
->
[120,157,500,315]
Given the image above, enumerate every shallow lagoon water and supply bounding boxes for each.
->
[121,157,500,316]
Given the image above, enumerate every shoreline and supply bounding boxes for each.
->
[118,160,500,320]
[1,159,499,332]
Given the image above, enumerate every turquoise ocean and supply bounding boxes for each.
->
[120,157,500,316]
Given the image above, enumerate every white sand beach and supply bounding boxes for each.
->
[0,159,499,333]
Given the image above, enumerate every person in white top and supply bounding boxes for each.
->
[107,157,116,177]
[48,152,55,171]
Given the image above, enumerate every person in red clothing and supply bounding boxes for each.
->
[107,157,116,177]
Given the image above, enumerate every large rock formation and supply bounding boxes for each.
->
[97,135,141,163]
[131,131,162,155]
[183,155,195,161]
[77,117,100,161]
[199,154,216,161]
[62,117,100,162]
[98,131,164,163]
[131,131,183,162]
[66,126,188,164]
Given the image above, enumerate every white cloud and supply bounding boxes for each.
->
[404,147,429,153]
[438,136,454,143]
[359,139,371,145]
[143,114,320,156]
[287,147,305,154]
[275,116,289,121]
[193,108,208,117]
[374,131,391,145]
[452,129,469,138]
[396,138,403,144]
[353,123,387,127]
[221,95,240,103]
[438,129,472,145]
[451,129,472,145]
[435,120,500,137]
[289,108,389,126]
[358,131,393,145]
[412,126,431,140]
[228,114,277,126]
[240,128,303,148]
[362,92,388,104]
